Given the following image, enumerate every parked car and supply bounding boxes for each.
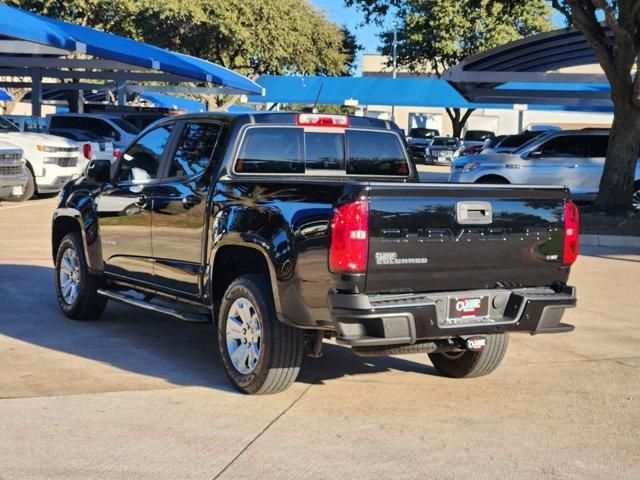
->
[425,136,460,164]
[0,117,81,201]
[47,128,115,172]
[0,141,27,200]
[450,129,640,207]
[52,112,578,394]
[406,127,439,162]
[47,113,139,150]
[482,131,546,154]
[2,115,48,133]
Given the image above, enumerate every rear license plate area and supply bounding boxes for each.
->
[446,295,490,325]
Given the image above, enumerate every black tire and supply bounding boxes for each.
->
[217,274,304,394]
[633,181,640,212]
[428,334,509,378]
[6,165,35,202]
[54,232,107,320]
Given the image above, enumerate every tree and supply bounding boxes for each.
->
[542,0,640,214]
[346,0,551,138]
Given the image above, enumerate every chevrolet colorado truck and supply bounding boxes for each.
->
[52,112,578,394]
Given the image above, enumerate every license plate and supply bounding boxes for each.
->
[448,296,489,321]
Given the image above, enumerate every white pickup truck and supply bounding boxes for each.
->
[0,117,82,201]
[0,140,27,200]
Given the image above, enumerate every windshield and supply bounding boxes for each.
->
[408,128,438,138]
[431,138,459,147]
[0,117,20,133]
[109,118,139,135]
[464,130,493,141]
[502,132,545,150]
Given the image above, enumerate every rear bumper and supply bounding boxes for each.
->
[330,285,576,347]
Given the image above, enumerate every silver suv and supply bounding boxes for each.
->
[450,129,640,208]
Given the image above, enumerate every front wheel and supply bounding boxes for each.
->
[428,334,509,378]
[633,181,640,212]
[6,166,35,202]
[217,274,304,394]
[55,232,107,320]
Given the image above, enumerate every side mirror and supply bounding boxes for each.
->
[86,159,111,183]
[527,150,543,159]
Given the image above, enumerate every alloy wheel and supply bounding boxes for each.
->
[59,247,80,305]
[226,297,263,374]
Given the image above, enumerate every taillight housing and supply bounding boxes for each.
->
[563,201,579,265]
[329,200,369,273]
[82,143,92,160]
[113,149,122,160]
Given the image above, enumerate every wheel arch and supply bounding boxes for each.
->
[52,209,103,272]
[208,241,281,318]
[475,174,511,184]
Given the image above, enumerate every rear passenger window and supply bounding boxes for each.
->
[236,127,303,174]
[168,122,222,177]
[589,135,609,157]
[346,130,409,176]
[50,116,82,130]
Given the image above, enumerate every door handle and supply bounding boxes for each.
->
[135,194,147,207]
[182,194,201,209]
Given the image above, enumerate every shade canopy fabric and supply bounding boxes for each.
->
[0,4,262,95]
[250,75,511,109]
[0,88,11,101]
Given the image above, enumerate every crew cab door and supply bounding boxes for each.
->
[521,135,588,193]
[151,120,223,297]
[96,124,174,284]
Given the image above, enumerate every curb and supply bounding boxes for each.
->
[581,234,640,249]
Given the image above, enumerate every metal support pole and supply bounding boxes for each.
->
[116,80,126,106]
[30,67,42,117]
[391,21,398,123]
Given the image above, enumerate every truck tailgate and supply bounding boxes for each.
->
[365,183,569,294]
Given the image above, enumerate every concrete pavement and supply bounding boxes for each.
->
[0,197,639,479]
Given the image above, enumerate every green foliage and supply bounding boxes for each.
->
[349,0,552,75]
[9,0,360,77]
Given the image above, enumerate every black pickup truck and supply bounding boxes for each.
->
[52,112,578,394]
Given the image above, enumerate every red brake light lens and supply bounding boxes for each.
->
[563,201,579,265]
[330,200,369,273]
[113,149,122,159]
[82,143,92,160]
[296,113,350,128]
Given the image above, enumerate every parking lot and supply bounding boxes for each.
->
[0,196,637,480]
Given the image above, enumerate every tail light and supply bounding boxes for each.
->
[83,143,92,160]
[563,201,579,265]
[113,149,122,160]
[329,200,369,273]
[297,113,349,128]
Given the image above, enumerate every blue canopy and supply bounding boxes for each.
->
[0,89,11,101]
[140,93,205,112]
[250,75,511,109]
[0,5,262,95]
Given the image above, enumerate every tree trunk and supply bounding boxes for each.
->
[445,107,475,139]
[594,101,640,214]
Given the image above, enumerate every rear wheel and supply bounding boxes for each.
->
[428,334,509,378]
[6,166,35,202]
[633,181,640,212]
[217,274,304,394]
[55,232,107,320]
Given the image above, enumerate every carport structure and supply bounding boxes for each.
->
[443,26,612,110]
[0,4,263,115]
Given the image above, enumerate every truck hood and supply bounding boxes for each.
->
[453,152,520,167]
[0,139,23,154]
[0,132,76,147]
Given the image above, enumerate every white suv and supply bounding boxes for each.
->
[0,141,27,200]
[0,117,82,201]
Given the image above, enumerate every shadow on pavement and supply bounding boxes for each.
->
[0,264,431,393]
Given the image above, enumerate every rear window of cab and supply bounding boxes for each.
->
[234,127,410,176]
